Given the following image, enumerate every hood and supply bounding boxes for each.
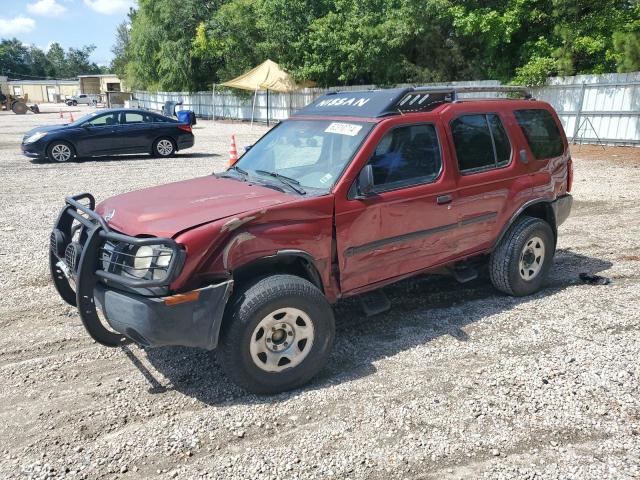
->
[95,176,295,238]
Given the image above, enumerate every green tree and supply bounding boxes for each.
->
[45,42,67,76]
[115,0,640,90]
[111,20,132,78]
[0,39,31,77]
[612,1,640,72]
[124,0,223,91]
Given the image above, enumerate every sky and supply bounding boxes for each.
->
[0,0,135,67]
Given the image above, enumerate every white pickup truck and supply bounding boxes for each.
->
[65,94,98,106]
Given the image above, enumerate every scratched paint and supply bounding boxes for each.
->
[221,216,257,232]
[222,232,256,269]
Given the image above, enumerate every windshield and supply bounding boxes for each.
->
[233,119,374,193]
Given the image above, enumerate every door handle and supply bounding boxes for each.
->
[437,194,453,205]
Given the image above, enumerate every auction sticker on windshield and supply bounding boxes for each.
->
[325,122,363,136]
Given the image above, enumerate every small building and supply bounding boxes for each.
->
[4,78,78,103]
[78,74,122,95]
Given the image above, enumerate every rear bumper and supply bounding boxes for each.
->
[94,280,233,350]
[177,134,194,151]
[552,194,572,226]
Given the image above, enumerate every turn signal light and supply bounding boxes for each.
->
[164,290,200,306]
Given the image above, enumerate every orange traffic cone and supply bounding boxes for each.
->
[69,112,74,122]
[228,135,238,166]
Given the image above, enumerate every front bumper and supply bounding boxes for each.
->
[94,281,232,350]
[21,141,46,158]
[49,193,232,349]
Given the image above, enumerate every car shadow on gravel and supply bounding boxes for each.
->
[139,248,612,405]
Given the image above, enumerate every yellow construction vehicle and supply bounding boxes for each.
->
[0,92,40,114]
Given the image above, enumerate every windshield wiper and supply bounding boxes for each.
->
[218,164,248,180]
[229,165,248,176]
[255,170,306,195]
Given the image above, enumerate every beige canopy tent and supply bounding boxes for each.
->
[220,59,306,126]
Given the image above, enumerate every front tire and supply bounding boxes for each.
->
[489,216,554,296]
[152,137,176,157]
[218,275,335,394]
[47,141,74,163]
[72,100,77,106]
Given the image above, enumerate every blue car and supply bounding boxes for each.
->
[21,108,195,162]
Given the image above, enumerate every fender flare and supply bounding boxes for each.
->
[233,249,325,293]
[491,199,556,251]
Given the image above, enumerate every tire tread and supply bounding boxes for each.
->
[218,274,334,394]
[489,216,552,296]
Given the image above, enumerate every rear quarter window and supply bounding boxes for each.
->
[514,109,564,159]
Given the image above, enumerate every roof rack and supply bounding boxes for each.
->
[412,85,531,98]
[293,85,532,119]
[396,86,531,114]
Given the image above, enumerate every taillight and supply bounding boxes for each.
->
[178,124,192,133]
[567,156,573,192]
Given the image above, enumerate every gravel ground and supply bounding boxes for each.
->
[0,104,639,480]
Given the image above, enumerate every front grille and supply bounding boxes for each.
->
[101,240,117,272]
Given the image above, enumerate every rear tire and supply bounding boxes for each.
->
[218,274,335,394]
[47,141,74,163]
[152,137,176,157]
[489,216,554,296]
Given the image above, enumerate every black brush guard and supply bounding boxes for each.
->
[49,193,185,347]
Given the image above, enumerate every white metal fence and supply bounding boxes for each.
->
[531,72,640,146]
[133,72,640,146]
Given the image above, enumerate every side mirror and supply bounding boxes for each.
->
[356,164,375,198]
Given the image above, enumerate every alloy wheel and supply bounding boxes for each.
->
[157,139,173,156]
[51,144,72,162]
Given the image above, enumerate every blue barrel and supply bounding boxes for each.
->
[177,110,193,124]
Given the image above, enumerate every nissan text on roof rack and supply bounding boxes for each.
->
[49,86,573,394]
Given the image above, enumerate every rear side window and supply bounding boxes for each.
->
[368,124,442,191]
[123,112,152,124]
[451,114,512,173]
[514,109,564,159]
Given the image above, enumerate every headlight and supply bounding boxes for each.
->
[125,245,174,280]
[24,131,48,144]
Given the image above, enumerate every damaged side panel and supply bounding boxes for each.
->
[171,195,337,300]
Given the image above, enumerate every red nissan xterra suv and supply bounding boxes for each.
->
[50,86,573,393]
